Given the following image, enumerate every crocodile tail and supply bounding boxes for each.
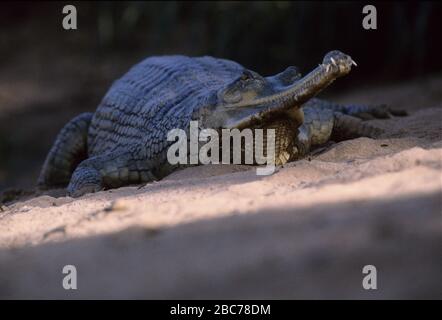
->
[331,102,408,120]
[37,112,93,189]
[331,113,384,142]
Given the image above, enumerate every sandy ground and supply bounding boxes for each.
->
[0,77,441,299]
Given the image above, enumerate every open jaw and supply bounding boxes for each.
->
[222,50,357,130]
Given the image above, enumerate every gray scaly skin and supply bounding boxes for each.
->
[284,98,406,164]
[37,50,405,197]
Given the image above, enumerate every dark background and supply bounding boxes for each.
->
[0,1,441,191]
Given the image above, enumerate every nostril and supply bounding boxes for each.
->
[323,50,350,65]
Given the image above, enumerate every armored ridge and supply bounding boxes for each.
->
[88,56,244,156]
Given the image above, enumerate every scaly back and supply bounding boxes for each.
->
[88,55,244,156]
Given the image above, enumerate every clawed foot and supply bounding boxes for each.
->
[67,166,103,198]
[68,184,102,198]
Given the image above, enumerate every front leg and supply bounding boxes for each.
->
[290,107,335,160]
[67,144,176,197]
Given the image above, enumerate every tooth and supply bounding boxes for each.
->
[351,59,358,66]
[330,57,337,66]
[326,64,330,72]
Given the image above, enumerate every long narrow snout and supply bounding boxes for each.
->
[223,50,356,129]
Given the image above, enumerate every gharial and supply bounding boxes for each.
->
[37,50,406,197]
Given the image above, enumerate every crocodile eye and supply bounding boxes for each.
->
[240,70,253,81]
[223,91,242,104]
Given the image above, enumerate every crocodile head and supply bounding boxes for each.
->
[198,50,357,164]
[201,50,356,130]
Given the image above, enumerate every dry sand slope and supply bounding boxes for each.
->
[0,77,441,299]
